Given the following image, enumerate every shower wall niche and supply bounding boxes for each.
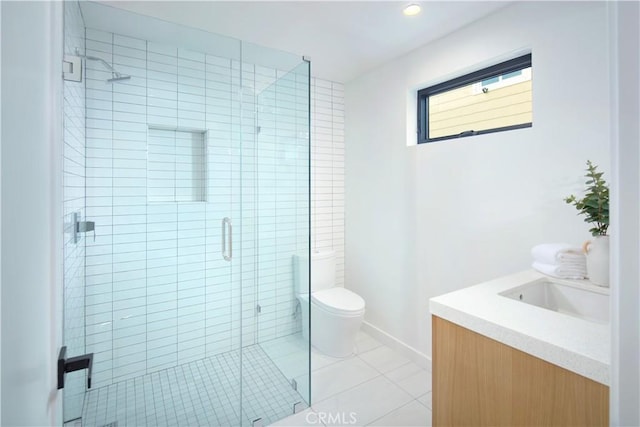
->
[147,128,207,203]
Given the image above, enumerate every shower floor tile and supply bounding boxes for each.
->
[81,345,306,427]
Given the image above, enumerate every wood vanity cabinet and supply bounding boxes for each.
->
[432,316,609,426]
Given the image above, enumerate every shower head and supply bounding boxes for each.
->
[75,48,131,83]
[107,74,132,83]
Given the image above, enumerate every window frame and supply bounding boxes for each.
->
[417,53,532,144]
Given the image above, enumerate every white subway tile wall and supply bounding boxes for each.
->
[80,28,344,390]
[63,1,87,420]
[311,79,345,286]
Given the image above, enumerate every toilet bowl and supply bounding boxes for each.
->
[295,250,366,358]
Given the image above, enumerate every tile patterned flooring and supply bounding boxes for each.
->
[267,332,433,427]
[75,332,432,426]
[80,345,306,427]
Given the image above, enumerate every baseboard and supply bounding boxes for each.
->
[361,321,432,371]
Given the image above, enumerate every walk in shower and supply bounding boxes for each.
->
[62,2,310,426]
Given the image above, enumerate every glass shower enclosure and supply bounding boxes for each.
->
[62,2,311,426]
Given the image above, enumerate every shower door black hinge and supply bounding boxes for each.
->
[57,346,93,389]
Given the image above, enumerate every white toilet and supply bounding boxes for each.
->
[294,250,366,358]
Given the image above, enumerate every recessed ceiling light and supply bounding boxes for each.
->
[403,4,421,16]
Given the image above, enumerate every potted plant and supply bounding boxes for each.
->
[564,160,610,286]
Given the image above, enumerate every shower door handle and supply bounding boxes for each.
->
[222,217,232,261]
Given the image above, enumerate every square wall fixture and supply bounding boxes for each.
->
[147,127,207,203]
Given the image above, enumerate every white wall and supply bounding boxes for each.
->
[1,2,64,426]
[345,2,610,361]
[610,1,640,424]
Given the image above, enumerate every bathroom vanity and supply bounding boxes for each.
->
[429,270,609,426]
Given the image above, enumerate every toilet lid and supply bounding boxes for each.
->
[312,287,365,313]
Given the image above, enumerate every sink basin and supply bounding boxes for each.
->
[499,279,609,323]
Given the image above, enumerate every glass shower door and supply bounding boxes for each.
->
[239,51,311,426]
[79,38,243,427]
[61,2,311,425]
[61,1,89,421]
[61,2,245,423]
[77,35,244,427]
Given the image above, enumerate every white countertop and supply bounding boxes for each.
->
[429,270,610,386]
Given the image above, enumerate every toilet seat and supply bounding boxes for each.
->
[311,287,365,316]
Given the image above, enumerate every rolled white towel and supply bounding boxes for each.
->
[531,243,585,265]
[532,261,587,279]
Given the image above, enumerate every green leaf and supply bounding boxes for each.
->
[564,160,609,231]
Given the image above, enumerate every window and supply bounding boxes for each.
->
[417,54,532,143]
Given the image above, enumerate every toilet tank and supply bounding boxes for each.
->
[294,250,336,294]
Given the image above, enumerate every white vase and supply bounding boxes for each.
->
[584,235,610,287]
